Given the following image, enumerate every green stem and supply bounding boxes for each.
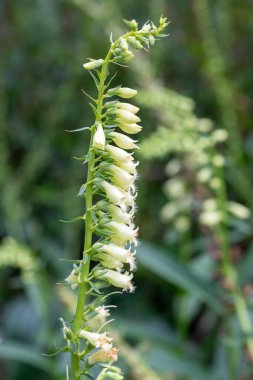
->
[70,28,144,379]
[70,51,112,380]
[211,148,253,361]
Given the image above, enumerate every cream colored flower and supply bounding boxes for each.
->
[83,59,104,70]
[65,265,80,289]
[78,330,113,351]
[115,87,137,98]
[110,132,138,150]
[107,204,132,224]
[116,109,140,124]
[93,123,105,150]
[119,159,138,175]
[88,347,119,365]
[118,122,142,134]
[117,103,139,114]
[108,221,138,243]
[101,244,136,271]
[109,164,135,190]
[95,269,134,292]
[106,144,133,162]
[100,180,126,206]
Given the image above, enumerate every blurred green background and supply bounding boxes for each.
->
[1,0,253,379]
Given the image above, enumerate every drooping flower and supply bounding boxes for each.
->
[99,180,127,206]
[117,122,142,134]
[110,132,139,150]
[79,330,113,351]
[106,144,133,162]
[100,244,136,271]
[117,103,139,114]
[107,221,138,244]
[65,265,80,289]
[108,164,135,191]
[115,109,141,124]
[88,347,119,365]
[95,269,134,292]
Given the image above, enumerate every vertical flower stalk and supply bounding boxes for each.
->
[61,18,168,380]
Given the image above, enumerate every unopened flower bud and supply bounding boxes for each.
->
[93,122,105,150]
[108,87,137,99]
[127,36,143,49]
[118,122,142,134]
[110,132,138,150]
[117,102,139,114]
[116,109,141,124]
[83,59,104,70]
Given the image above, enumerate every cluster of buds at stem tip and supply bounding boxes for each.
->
[63,17,168,377]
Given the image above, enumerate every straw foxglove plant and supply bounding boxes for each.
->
[60,17,168,380]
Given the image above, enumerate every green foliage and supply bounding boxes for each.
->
[1,0,253,379]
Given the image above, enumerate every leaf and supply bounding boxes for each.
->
[145,346,215,380]
[60,216,85,223]
[0,340,51,371]
[88,70,99,88]
[89,102,98,117]
[81,89,96,103]
[83,374,95,380]
[137,241,224,314]
[65,126,90,133]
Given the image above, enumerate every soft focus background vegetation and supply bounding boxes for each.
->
[1,1,253,379]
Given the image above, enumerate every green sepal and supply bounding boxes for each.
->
[42,345,69,357]
[88,281,103,295]
[81,89,97,103]
[65,126,90,133]
[77,184,87,197]
[83,151,93,164]
[74,151,92,163]
[82,373,95,380]
[104,72,118,90]
[88,70,99,88]
[82,253,88,264]
[89,102,98,117]
[59,259,81,263]
[59,216,85,223]
[90,211,98,223]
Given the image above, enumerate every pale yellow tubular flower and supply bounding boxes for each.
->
[101,180,127,206]
[117,122,142,134]
[109,164,135,190]
[106,144,133,162]
[107,204,132,224]
[88,347,119,365]
[93,123,105,150]
[110,132,139,150]
[78,330,113,351]
[107,221,138,243]
[115,109,141,124]
[117,103,139,114]
[115,87,137,98]
[83,59,104,70]
[96,269,134,292]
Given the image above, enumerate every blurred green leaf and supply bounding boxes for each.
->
[0,340,51,372]
[145,346,215,380]
[138,241,224,314]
